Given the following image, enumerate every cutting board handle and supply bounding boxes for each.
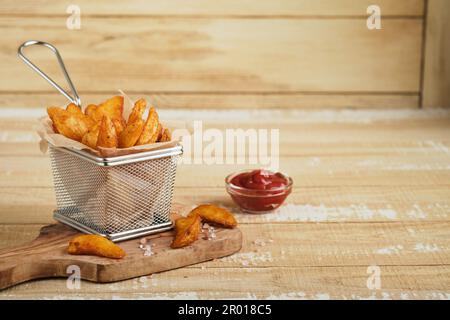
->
[0,224,78,290]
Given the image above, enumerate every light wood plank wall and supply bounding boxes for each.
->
[0,0,447,109]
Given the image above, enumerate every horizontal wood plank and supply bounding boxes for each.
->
[0,17,422,95]
[1,222,449,269]
[1,155,449,188]
[0,0,425,17]
[0,265,447,299]
[1,109,450,146]
[1,184,449,224]
[0,92,420,110]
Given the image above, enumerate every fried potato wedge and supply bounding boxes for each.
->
[68,234,126,259]
[155,122,162,141]
[47,107,92,141]
[47,106,62,133]
[127,98,146,125]
[189,204,237,228]
[47,106,62,123]
[90,96,124,122]
[66,103,83,116]
[157,123,164,141]
[84,104,97,117]
[159,127,172,142]
[171,213,202,249]
[112,118,125,137]
[96,116,118,148]
[81,122,100,149]
[136,107,159,145]
[118,118,145,148]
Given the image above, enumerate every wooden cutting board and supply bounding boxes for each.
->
[0,218,242,290]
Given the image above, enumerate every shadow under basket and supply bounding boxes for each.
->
[49,143,183,242]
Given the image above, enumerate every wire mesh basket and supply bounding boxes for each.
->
[50,144,183,241]
[17,40,183,241]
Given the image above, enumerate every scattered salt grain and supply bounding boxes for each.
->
[203,223,210,229]
[207,226,216,240]
[143,244,153,257]
[253,239,267,246]
[140,238,147,245]
[138,242,154,256]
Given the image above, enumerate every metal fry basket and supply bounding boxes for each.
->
[17,40,183,241]
[50,144,182,241]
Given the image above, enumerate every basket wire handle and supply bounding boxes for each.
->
[18,40,81,108]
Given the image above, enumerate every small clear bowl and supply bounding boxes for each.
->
[225,169,293,214]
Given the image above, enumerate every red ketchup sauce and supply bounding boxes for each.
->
[228,169,292,213]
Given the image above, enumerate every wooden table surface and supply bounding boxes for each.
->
[0,108,449,299]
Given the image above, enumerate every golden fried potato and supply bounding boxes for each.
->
[156,123,164,141]
[47,106,62,123]
[81,122,100,149]
[68,234,126,259]
[47,107,92,142]
[66,103,83,116]
[155,122,162,141]
[189,204,237,228]
[84,104,97,117]
[96,116,118,148]
[90,96,124,123]
[171,213,202,249]
[136,107,159,145]
[118,118,145,148]
[112,118,125,137]
[127,98,146,125]
[159,127,172,142]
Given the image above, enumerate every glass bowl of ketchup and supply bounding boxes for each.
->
[225,169,293,214]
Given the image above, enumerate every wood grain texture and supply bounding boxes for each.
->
[0,15,423,108]
[0,0,425,17]
[0,17,422,93]
[1,222,448,270]
[0,223,242,290]
[0,109,449,298]
[1,185,450,224]
[0,92,420,110]
[422,0,450,108]
[0,266,448,300]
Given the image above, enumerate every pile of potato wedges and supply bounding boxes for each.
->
[47,96,171,150]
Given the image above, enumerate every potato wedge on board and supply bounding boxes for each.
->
[90,96,124,123]
[118,118,145,148]
[136,107,159,145]
[68,234,126,259]
[127,98,146,125]
[96,116,118,148]
[81,122,100,149]
[171,213,202,249]
[189,204,237,228]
